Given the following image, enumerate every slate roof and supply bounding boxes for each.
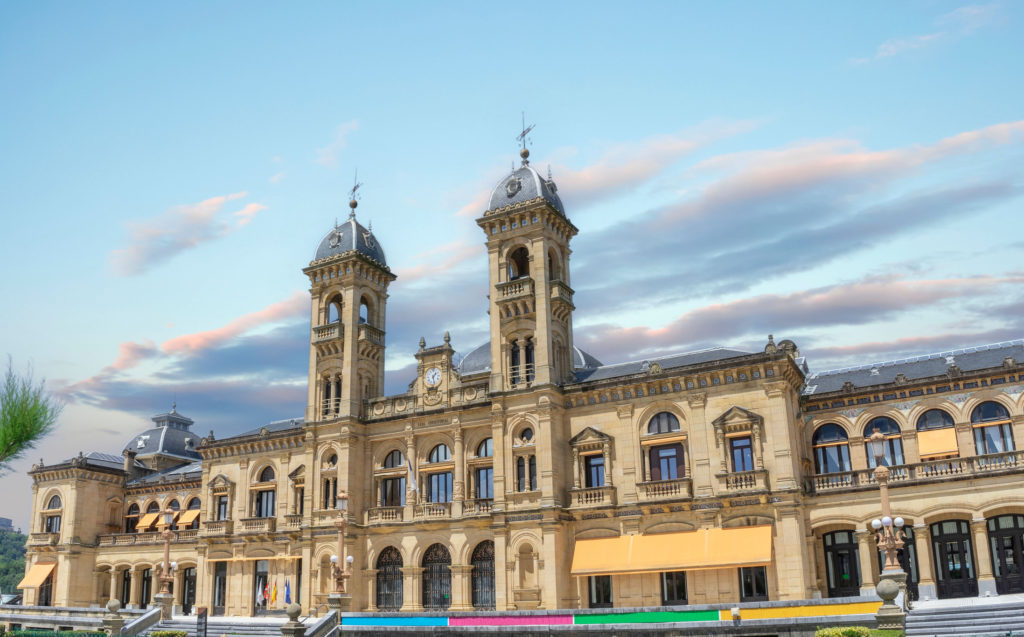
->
[313,214,388,266]
[128,461,203,485]
[803,339,1024,395]
[123,425,201,461]
[236,417,304,438]
[572,346,754,383]
[456,342,602,376]
[486,163,566,216]
[57,451,138,471]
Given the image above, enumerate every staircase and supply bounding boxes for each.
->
[142,616,287,636]
[906,598,1024,636]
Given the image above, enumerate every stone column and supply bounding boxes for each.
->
[403,566,424,611]
[857,529,878,597]
[914,524,937,600]
[972,518,997,597]
[686,393,712,496]
[602,442,614,487]
[405,433,418,507]
[127,569,139,609]
[450,565,473,611]
[572,448,581,489]
[93,570,104,605]
[453,429,465,515]
[109,569,119,605]
[493,533,508,610]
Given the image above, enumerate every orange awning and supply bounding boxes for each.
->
[918,428,959,459]
[177,510,201,527]
[135,512,160,531]
[17,562,56,589]
[570,525,773,576]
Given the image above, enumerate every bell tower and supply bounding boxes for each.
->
[476,142,578,392]
[303,194,395,421]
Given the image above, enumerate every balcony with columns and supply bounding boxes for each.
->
[637,477,693,501]
[810,450,1024,494]
[27,532,59,547]
[569,486,617,507]
[414,502,452,520]
[716,469,770,494]
[358,323,385,346]
[312,322,343,344]
[366,506,404,524]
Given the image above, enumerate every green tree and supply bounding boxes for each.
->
[0,528,28,593]
[0,358,63,474]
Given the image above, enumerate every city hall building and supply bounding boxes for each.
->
[20,146,1024,616]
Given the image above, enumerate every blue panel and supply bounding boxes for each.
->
[342,616,448,627]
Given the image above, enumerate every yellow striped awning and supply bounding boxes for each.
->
[135,512,160,531]
[918,428,959,459]
[570,525,773,576]
[17,562,56,589]
[177,510,201,527]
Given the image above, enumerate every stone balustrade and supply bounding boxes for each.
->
[311,323,343,344]
[637,477,693,501]
[358,323,385,346]
[28,532,59,546]
[283,514,303,530]
[463,498,494,515]
[811,450,1024,493]
[367,506,404,523]
[571,485,617,507]
[238,517,276,534]
[496,277,534,300]
[718,469,770,493]
[414,502,451,519]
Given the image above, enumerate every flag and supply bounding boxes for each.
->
[406,456,419,495]
[284,579,291,604]
[272,580,277,605]
[263,581,269,606]
[256,582,264,606]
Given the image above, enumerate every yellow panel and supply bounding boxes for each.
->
[719,601,882,620]
[17,562,56,589]
[571,526,772,575]
[918,428,959,458]
[177,510,201,527]
[135,512,160,531]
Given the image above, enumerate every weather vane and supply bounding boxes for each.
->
[516,112,535,164]
[348,170,363,218]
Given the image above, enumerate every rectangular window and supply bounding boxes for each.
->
[588,575,612,608]
[517,457,527,492]
[213,561,227,610]
[529,455,537,490]
[661,571,687,605]
[475,467,493,500]
[585,455,605,488]
[381,477,406,506]
[44,515,61,534]
[740,566,769,601]
[427,472,453,503]
[216,495,228,521]
[296,487,304,516]
[254,490,275,518]
[730,436,754,472]
[650,445,681,480]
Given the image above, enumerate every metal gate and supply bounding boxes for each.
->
[421,543,451,610]
[471,541,495,610]
[375,547,403,611]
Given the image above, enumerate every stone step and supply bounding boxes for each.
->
[908,608,1024,623]
[143,618,287,636]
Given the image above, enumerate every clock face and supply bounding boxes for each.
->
[425,367,442,387]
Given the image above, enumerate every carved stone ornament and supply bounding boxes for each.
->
[505,177,522,197]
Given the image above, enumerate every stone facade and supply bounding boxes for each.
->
[20,148,1024,616]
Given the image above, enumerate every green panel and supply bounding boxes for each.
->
[574,609,720,624]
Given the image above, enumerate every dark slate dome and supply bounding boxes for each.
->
[313,214,387,266]
[123,407,201,461]
[457,341,601,376]
[486,163,565,216]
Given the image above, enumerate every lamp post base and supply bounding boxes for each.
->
[875,570,907,631]
[154,592,174,620]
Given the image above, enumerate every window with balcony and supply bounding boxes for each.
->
[252,466,276,518]
[381,477,406,506]
[216,495,229,521]
[972,401,1015,455]
[650,444,684,481]
[730,436,754,473]
[812,424,851,474]
[427,472,453,503]
[167,499,180,530]
[125,503,140,533]
[585,455,606,488]
[475,467,493,499]
[864,417,904,468]
[916,409,959,460]
[507,246,529,280]
[186,498,201,529]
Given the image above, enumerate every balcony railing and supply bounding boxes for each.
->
[496,277,534,300]
[98,532,161,546]
[28,532,59,546]
[414,502,451,519]
[174,529,199,542]
[238,517,276,534]
[509,364,535,390]
[505,490,541,509]
[549,280,574,306]
[367,506,404,523]
[718,469,770,493]
[358,323,385,346]
[321,398,341,418]
[312,323,343,344]
[313,509,341,526]
[571,485,617,507]
[202,519,233,537]
[463,499,494,515]
[638,477,693,501]
[811,450,1024,493]
[283,514,303,530]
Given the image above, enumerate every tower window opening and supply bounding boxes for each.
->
[510,341,521,386]
[508,247,530,281]
[359,297,370,325]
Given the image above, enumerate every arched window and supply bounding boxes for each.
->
[507,247,529,280]
[421,544,452,610]
[471,541,495,610]
[428,444,451,463]
[383,450,404,468]
[125,503,140,533]
[326,296,342,324]
[43,495,62,534]
[146,501,160,514]
[359,297,370,325]
[476,438,493,457]
[187,498,200,510]
[253,466,276,518]
[547,249,560,281]
[168,499,180,511]
[972,401,1015,455]
[46,495,62,510]
[917,409,954,430]
[376,547,403,611]
[258,466,276,482]
[326,453,338,466]
[647,412,681,435]
[812,424,851,474]
[520,428,534,443]
[863,417,904,468]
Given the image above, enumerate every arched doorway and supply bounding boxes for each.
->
[988,514,1024,594]
[931,520,978,598]
[375,547,403,611]
[823,530,860,597]
[421,544,451,610]
[471,541,495,610]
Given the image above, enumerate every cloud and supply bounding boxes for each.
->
[455,120,756,217]
[110,340,158,371]
[269,171,286,184]
[874,32,945,59]
[396,241,483,284]
[575,274,1024,365]
[162,291,307,355]
[853,3,999,63]
[110,192,267,276]
[315,120,359,167]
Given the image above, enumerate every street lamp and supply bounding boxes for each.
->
[159,507,175,595]
[869,428,908,630]
[331,490,351,595]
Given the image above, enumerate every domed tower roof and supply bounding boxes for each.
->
[313,204,387,267]
[122,405,201,463]
[486,159,565,217]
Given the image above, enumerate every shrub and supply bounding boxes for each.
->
[4,632,106,637]
[150,632,188,637]
[815,628,872,637]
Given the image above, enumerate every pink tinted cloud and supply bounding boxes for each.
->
[110,192,268,275]
[162,291,307,355]
[110,341,158,371]
[397,241,483,283]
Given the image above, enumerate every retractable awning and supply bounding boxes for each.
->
[17,562,56,589]
[918,428,959,459]
[177,510,201,527]
[135,512,160,531]
[570,525,773,576]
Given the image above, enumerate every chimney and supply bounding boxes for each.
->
[122,449,140,481]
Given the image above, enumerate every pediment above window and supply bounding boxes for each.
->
[712,406,764,438]
[208,474,235,492]
[569,426,612,452]
[289,464,306,483]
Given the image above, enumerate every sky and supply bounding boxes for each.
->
[1,1,1022,532]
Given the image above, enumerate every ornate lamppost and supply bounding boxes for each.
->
[154,507,176,619]
[868,429,908,630]
[328,490,353,615]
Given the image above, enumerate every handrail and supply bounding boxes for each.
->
[120,606,161,635]
[304,610,338,637]
[300,602,330,623]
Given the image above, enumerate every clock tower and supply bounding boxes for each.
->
[413,332,456,409]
